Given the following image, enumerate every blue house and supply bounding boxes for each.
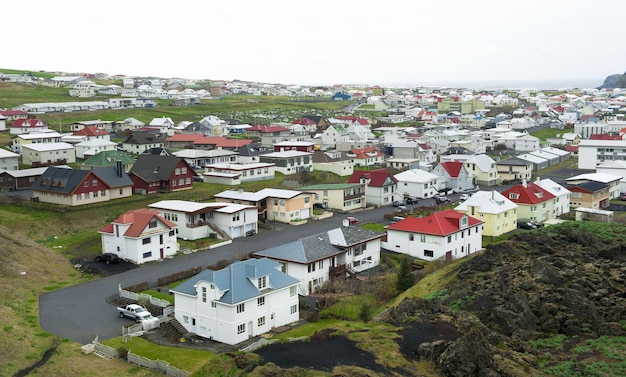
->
[332,92,352,101]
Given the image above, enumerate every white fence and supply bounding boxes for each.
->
[118,285,172,308]
[127,351,189,377]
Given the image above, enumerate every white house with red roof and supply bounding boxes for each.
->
[98,208,178,264]
[246,125,292,146]
[383,209,483,261]
[9,119,49,135]
[70,125,111,141]
[347,168,398,206]
[430,160,474,192]
[501,181,557,224]
[347,147,384,167]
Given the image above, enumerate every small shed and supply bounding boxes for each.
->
[574,207,614,223]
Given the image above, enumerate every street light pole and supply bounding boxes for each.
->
[20,271,26,320]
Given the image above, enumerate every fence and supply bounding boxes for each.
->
[118,285,172,308]
[91,336,119,359]
[127,351,189,377]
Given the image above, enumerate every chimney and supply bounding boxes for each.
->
[522,179,527,188]
[116,160,123,177]
[238,187,244,194]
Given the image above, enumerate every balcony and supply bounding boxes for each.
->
[329,264,357,279]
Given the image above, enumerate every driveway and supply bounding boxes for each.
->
[39,205,397,344]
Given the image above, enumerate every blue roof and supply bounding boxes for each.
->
[171,258,300,305]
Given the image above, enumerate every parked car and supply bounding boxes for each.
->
[390,216,405,224]
[313,203,329,211]
[619,193,626,201]
[95,252,119,264]
[435,196,451,205]
[405,196,419,204]
[517,220,539,230]
[393,200,406,207]
[459,194,470,201]
[345,216,359,225]
[117,304,156,323]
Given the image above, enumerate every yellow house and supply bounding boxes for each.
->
[300,183,366,212]
[454,191,518,237]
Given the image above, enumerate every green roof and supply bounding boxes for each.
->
[81,150,135,168]
[300,183,362,190]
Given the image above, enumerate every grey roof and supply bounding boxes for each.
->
[123,131,165,145]
[567,181,608,192]
[30,165,132,194]
[129,154,185,181]
[171,258,299,305]
[237,143,271,157]
[497,157,533,166]
[253,227,385,264]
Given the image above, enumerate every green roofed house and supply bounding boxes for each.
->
[80,150,136,171]
[300,183,366,212]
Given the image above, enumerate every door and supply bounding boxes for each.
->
[445,251,452,261]
[160,248,164,259]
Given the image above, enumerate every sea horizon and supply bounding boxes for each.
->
[375,77,605,91]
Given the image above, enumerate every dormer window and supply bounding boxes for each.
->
[460,215,468,229]
[509,193,519,200]
[257,276,267,289]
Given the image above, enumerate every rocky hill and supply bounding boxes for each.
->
[598,72,626,89]
[378,222,626,376]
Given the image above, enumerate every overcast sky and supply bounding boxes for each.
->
[4,0,625,88]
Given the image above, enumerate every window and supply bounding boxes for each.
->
[92,179,98,186]
[318,260,323,269]
[308,263,316,273]
[447,236,452,243]
[258,297,265,306]
[304,197,310,203]
[181,167,187,174]
[202,287,207,303]
[211,301,216,308]
[258,316,266,327]
[424,250,434,258]
[257,276,267,289]
[420,235,426,242]
[83,181,89,187]
[142,251,152,258]
[149,220,157,228]
[183,315,189,324]
[175,168,181,175]
[142,237,151,245]
[237,324,245,334]
[290,304,298,314]
[409,234,414,241]
[290,286,297,296]
[237,303,245,313]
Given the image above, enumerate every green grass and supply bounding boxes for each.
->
[104,336,217,373]
[320,294,385,321]
[271,319,341,340]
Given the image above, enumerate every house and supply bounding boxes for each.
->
[252,227,385,295]
[0,148,20,171]
[454,191,518,237]
[577,140,626,170]
[0,166,52,191]
[165,134,253,151]
[8,118,49,135]
[430,160,474,193]
[170,258,300,345]
[172,149,238,169]
[320,125,350,147]
[566,172,622,200]
[496,157,533,184]
[202,162,275,184]
[439,154,502,186]
[128,154,195,194]
[393,169,439,199]
[347,168,398,207]
[347,147,384,167]
[258,150,313,175]
[111,118,145,133]
[79,150,135,171]
[148,200,258,240]
[0,109,28,122]
[214,188,314,224]
[299,183,366,212]
[121,131,166,154]
[74,139,117,159]
[68,121,112,133]
[98,208,178,264]
[273,140,315,153]
[596,160,626,192]
[311,150,355,177]
[21,142,76,167]
[235,143,272,164]
[566,181,611,210]
[11,131,63,153]
[382,209,483,261]
[245,125,292,146]
[501,181,557,224]
[30,163,133,206]
[532,178,571,217]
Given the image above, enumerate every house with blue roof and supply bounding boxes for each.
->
[252,227,385,295]
[170,258,300,345]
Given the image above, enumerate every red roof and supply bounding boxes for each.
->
[440,160,464,178]
[388,209,482,236]
[589,134,621,140]
[292,118,316,125]
[565,145,579,153]
[247,125,290,133]
[11,119,47,127]
[336,115,358,121]
[347,168,397,187]
[501,182,555,204]
[99,209,176,237]
[0,110,28,116]
[73,125,109,137]
[350,147,383,159]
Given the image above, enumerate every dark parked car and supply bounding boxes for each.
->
[517,220,539,230]
[313,203,329,211]
[393,200,406,207]
[95,252,120,264]
[619,193,626,201]
[405,196,419,204]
